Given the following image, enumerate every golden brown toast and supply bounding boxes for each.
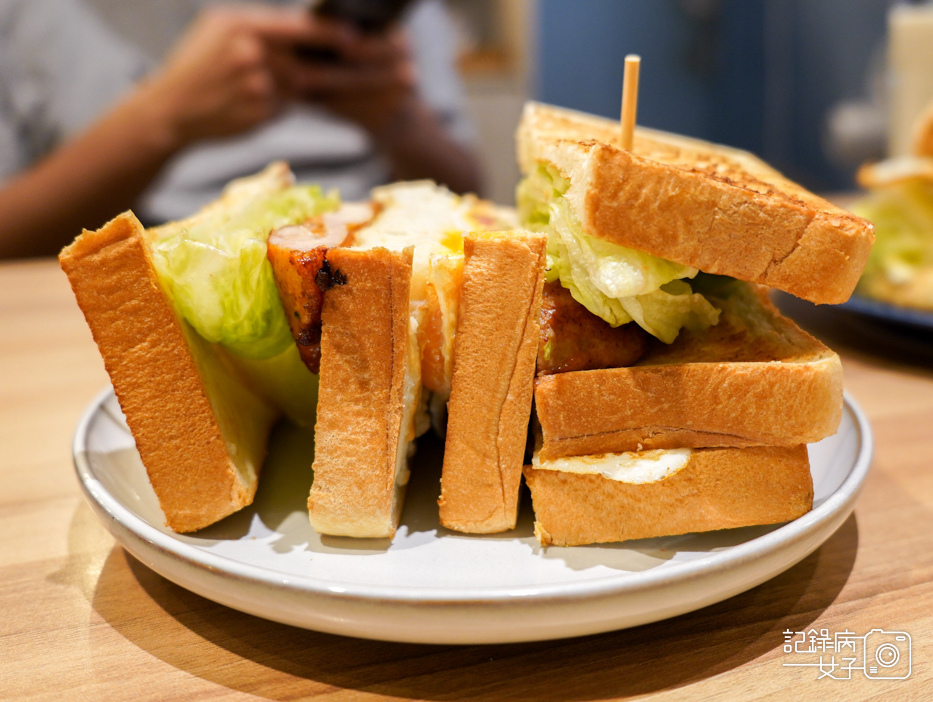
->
[534,280,843,460]
[60,212,278,532]
[524,444,813,546]
[518,101,874,305]
[438,231,547,534]
[308,246,422,538]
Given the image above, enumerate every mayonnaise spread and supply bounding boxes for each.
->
[532,448,692,483]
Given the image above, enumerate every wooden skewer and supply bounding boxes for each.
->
[620,54,641,151]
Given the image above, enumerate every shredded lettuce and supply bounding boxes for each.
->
[150,182,336,426]
[852,179,933,288]
[518,162,569,228]
[152,185,339,360]
[517,165,719,343]
[232,344,319,427]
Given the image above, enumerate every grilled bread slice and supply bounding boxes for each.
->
[308,246,424,538]
[60,163,330,532]
[518,101,874,304]
[534,280,843,460]
[438,231,547,533]
[524,444,813,546]
[60,211,278,532]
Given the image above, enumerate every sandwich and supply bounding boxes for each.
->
[850,101,933,311]
[513,102,873,546]
[266,181,543,537]
[62,166,541,539]
[60,163,333,532]
[61,104,873,548]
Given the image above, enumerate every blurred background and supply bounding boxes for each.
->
[6,0,933,207]
[440,0,921,203]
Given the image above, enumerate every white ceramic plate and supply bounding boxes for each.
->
[73,388,872,645]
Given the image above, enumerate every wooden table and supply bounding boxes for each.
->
[3,257,932,701]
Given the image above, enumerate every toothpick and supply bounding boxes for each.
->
[620,54,641,151]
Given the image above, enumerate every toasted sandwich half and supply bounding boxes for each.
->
[518,101,874,306]
[515,103,873,546]
[268,182,543,537]
[60,163,330,532]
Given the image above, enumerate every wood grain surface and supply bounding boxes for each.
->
[2,258,932,701]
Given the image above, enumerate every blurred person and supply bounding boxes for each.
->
[0,0,481,258]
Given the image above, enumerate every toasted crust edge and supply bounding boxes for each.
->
[535,354,843,458]
[518,102,873,304]
[524,445,813,546]
[438,231,547,533]
[534,284,844,459]
[59,212,276,532]
[308,246,415,538]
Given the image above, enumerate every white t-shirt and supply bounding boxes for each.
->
[0,0,474,223]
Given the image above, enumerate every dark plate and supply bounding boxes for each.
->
[838,294,933,333]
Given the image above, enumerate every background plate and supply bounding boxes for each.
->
[73,389,872,644]
[840,294,933,332]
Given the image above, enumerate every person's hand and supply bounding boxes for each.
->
[281,18,481,194]
[135,6,340,148]
[286,22,419,137]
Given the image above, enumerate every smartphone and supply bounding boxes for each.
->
[298,0,414,62]
[311,0,414,34]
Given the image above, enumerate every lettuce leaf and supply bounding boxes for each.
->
[152,185,338,360]
[852,179,933,287]
[232,344,319,427]
[518,165,719,343]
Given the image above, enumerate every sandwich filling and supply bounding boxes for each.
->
[852,169,933,310]
[395,305,430,489]
[148,168,336,425]
[518,163,719,343]
[532,448,692,484]
[537,280,651,373]
[351,182,516,396]
[267,202,378,373]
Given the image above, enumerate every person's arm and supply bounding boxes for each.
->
[0,89,180,259]
[0,6,331,259]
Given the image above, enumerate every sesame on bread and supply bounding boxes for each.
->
[518,101,874,305]
[438,231,547,533]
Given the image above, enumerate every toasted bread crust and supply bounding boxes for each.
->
[308,247,414,538]
[438,232,547,533]
[59,213,276,532]
[524,445,813,546]
[534,284,843,459]
[518,102,873,304]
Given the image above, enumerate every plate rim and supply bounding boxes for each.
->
[841,293,933,330]
[72,387,873,607]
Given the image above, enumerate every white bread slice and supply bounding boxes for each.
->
[524,444,813,546]
[518,101,873,305]
[308,246,421,538]
[534,282,843,460]
[60,212,278,532]
[438,231,547,533]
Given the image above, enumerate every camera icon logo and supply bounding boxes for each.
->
[864,629,911,680]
